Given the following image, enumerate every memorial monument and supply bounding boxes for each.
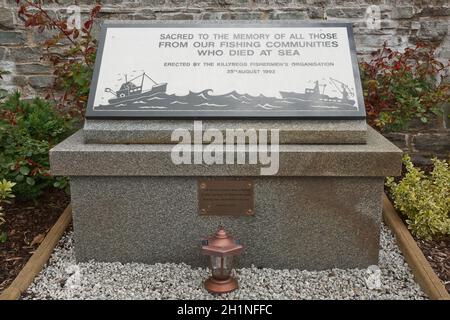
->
[50,21,402,270]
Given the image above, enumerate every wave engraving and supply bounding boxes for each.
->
[94,72,358,112]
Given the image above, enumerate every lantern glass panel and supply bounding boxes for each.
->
[209,256,234,280]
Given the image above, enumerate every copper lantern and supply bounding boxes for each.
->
[202,227,243,294]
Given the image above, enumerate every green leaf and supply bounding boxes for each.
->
[19,166,30,175]
[0,232,7,243]
[420,117,428,123]
[15,174,24,182]
[26,177,35,186]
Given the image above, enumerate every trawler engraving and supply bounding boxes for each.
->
[102,72,167,106]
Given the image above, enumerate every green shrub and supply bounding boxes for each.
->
[0,92,73,200]
[360,43,450,131]
[386,155,450,240]
[0,179,15,242]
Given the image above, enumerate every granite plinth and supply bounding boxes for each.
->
[70,176,383,270]
[50,125,402,270]
[83,119,367,144]
[50,126,399,177]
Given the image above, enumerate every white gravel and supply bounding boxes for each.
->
[24,224,427,300]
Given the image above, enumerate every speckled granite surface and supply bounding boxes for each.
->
[83,119,367,144]
[50,126,400,177]
[70,176,383,270]
[51,124,401,269]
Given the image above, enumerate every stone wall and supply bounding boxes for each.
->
[383,118,450,165]
[0,0,449,161]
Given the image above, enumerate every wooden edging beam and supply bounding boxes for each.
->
[0,205,72,300]
[382,194,450,300]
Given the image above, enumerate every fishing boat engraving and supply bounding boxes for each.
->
[100,72,167,107]
[279,78,356,108]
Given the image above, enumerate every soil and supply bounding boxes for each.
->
[415,236,450,293]
[0,188,70,294]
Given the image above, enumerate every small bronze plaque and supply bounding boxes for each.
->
[198,179,254,216]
